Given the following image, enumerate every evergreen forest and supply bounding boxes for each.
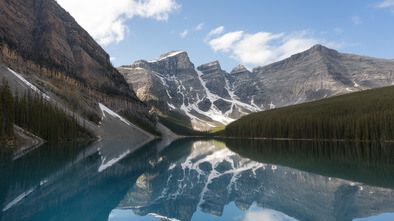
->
[0,79,93,143]
[223,86,394,141]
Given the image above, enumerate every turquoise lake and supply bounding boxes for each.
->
[1,139,393,221]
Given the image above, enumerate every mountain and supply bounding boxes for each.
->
[118,51,260,131]
[246,44,394,108]
[118,45,394,132]
[0,0,156,138]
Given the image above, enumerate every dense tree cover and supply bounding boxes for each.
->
[223,86,394,141]
[0,79,15,140]
[0,79,93,143]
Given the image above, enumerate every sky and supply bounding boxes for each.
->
[57,0,394,72]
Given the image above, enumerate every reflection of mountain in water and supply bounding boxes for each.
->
[1,139,393,221]
[117,140,394,221]
[0,140,163,221]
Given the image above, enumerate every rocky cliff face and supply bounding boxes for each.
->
[119,45,394,131]
[0,0,152,130]
[247,44,394,108]
[118,52,260,130]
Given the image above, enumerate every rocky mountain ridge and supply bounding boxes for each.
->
[0,0,156,138]
[118,45,394,131]
[118,51,261,130]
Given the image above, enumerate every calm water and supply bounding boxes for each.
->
[0,138,393,221]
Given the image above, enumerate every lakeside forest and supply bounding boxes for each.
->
[1,78,393,144]
[0,79,92,143]
[223,86,394,141]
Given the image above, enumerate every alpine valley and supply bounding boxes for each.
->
[1,0,394,221]
[0,0,393,138]
[118,45,394,131]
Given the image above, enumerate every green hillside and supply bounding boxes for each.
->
[222,86,394,141]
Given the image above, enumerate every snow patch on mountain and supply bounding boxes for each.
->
[149,51,184,63]
[99,103,130,126]
[197,70,261,112]
[8,68,50,100]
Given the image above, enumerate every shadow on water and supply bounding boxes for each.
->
[223,139,394,189]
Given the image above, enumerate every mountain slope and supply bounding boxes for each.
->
[118,52,260,131]
[119,45,394,133]
[0,0,156,137]
[222,85,394,141]
[245,44,394,108]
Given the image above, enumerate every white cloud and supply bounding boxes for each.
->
[205,26,225,41]
[377,0,394,8]
[208,29,345,66]
[376,0,394,13]
[352,16,361,24]
[231,32,284,65]
[194,23,204,31]
[110,57,116,61]
[57,0,180,45]
[209,31,244,52]
[180,29,189,38]
[325,41,356,49]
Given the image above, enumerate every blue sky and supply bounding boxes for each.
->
[58,0,394,72]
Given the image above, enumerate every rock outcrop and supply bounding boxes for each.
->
[118,52,260,130]
[0,0,154,134]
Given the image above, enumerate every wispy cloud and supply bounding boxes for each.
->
[333,28,344,33]
[208,28,345,66]
[377,0,394,8]
[194,23,204,31]
[352,16,361,24]
[376,0,394,13]
[209,31,244,52]
[205,26,225,41]
[180,29,189,38]
[57,0,180,46]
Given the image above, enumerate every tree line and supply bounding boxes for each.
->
[0,79,93,143]
[222,86,394,141]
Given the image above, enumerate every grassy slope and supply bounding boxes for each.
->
[222,86,394,141]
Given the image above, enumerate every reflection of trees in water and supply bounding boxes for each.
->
[0,140,161,221]
[225,139,394,189]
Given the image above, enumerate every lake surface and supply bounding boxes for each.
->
[0,138,393,221]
